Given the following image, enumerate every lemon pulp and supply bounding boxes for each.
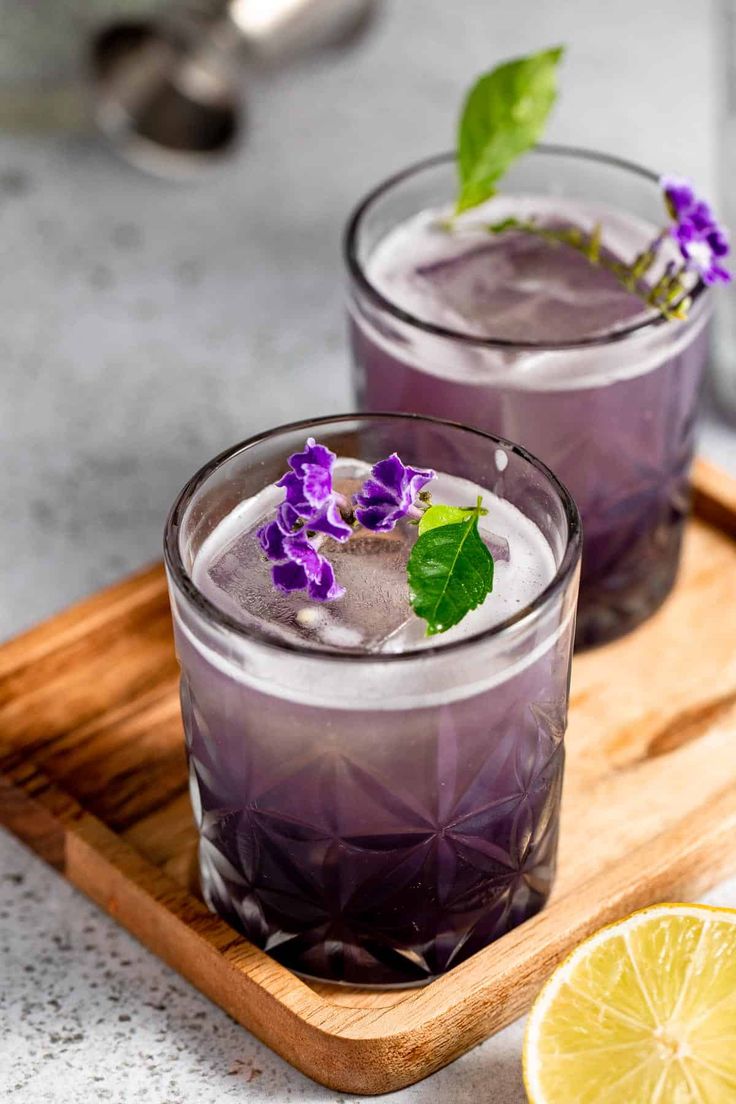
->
[524,904,736,1104]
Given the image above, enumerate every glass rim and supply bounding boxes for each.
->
[163,412,582,664]
[343,145,707,351]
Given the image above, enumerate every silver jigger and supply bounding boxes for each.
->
[90,0,377,178]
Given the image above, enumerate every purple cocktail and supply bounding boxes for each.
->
[345,149,711,648]
[164,415,580,987]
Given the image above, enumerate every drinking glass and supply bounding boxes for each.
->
[345,149,711,648]
[164,414,581,987]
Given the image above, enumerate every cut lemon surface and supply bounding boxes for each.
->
[524,904,736,1104]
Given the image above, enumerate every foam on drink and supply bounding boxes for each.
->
[365,196,698,389]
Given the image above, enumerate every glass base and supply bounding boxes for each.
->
[200,864,553,988]
[193,741,565,988]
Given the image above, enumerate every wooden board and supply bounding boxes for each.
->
[2,457,736,1095]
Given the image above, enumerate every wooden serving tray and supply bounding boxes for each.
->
[3,458,736,1095]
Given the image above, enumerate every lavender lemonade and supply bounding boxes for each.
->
[346,51,730,647]
[165,415,580,987]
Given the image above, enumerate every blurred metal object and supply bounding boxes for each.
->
[90,0,377,177]
[228,0,376,59]
[0,0,169,134]
[91,5,240,178]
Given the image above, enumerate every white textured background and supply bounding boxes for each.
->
[2,1,736,1101]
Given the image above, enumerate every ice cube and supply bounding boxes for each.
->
[204,515,418,653]
[315,526,418,651]
[204,526,315,646]
[414,231,645,343]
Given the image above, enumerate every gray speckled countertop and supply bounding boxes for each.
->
[4,832,736,1104]
[3,1,736,1100]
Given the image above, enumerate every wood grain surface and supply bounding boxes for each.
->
[2,457,736,1094]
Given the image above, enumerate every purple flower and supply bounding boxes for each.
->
[305,556,343,602]
[257,517,287,561]
[270,533,345,602]
[256,437,350,602]
[282,531,324,578]
[270,558,311,594]
[257,517,346,602]
[304,500,354,543]
[662,175,696,220]
[661,175,731,286]
[354,453,436,533]
[275,437,352,542]
[256,502,302,561]
[271,556,344,602]
[277,438,338,515]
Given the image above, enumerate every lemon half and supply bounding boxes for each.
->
[524,903,736,1104]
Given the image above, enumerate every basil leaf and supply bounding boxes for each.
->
[418,503,488,536]
[456,45,564,214]
[408,509,494,636]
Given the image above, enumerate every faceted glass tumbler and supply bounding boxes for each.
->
[164,414,581,987]
[344,148,712,649]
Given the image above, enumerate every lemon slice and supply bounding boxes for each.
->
[524,904,736,1104]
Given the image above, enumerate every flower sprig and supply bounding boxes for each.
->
[256,438,352,602]
[257,439,497,636]
[453,48,731,321]
[662,176,731,286]
[353,453,435,531]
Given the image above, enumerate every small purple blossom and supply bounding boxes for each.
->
[257,516,287,561]
[662,175,696,219]
[271,557,343,602]
[661,175,731,286]
[354,453,436,533]
[270,533,345,602]
[257,514,346,602]
[275,437,352,542]
[256,438,350,602]
[277,438,338,515]
[303,500,354,543]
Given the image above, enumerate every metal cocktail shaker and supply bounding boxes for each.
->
[90,0,377,176]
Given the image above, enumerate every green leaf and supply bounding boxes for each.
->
[408,503,494,636]
[417,503,488,536]
[456,46,564,214]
